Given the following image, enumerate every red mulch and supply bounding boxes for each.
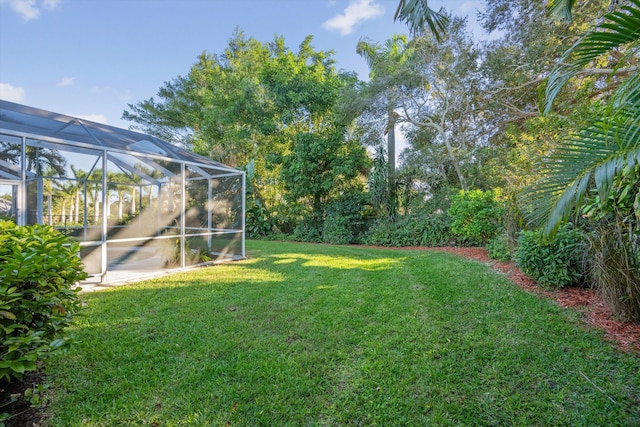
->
[380,246,640,354]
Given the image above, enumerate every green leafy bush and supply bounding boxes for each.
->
[487,233,512,261]
[515,225,587,289]
[365,211,453,247]
[245,201,274,238]
[292,215,323,243]
[0,221,87,383]
[322,190,368,245]
[448,189,504,246]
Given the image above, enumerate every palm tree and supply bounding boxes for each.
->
[526,0,640,232]
[525,0,640,320]
[44,177,53,225]
[85,168,103,225]
[26,147,66,177]
[107,172,128,221]
[53,179,77,226]
[69,165,87,224]
[357,34,414,215]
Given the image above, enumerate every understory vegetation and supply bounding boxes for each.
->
[45,241,640,425]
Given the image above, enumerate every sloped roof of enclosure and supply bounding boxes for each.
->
[0,100,238,176]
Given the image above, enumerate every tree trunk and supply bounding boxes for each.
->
[47,193,52,225]
[61,199,66,224]
[386,109,398,216]
[75,191,80,223]
[442,136,467,190]
[93,188,100,223]
[131,187,137,215]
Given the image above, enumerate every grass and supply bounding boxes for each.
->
[46,240,639,426]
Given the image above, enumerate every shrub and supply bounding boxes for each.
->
[245,201,273,238]
[323,191,368,245]
[365,211,453,247]
[364,218,393,246]
[322,214,353,245]
[515,225,587,289]
[0,221,87,383]
[417,213,454,247]
[292,215,323,243]
[448,189,504,246]
[365,217,410,247]
[487,233,512,261]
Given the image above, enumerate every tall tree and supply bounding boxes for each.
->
[123,30,362,232]
[356,34,416,213]
[477,0,612,237]
[527,0,640,232]
[281,124,369,222]
[478,0,610,135]
[398,17,482,191]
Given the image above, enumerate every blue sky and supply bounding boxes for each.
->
[0,0,486,130]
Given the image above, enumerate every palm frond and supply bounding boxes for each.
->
[385,34,408,58]
[356,39,380,70]
[612,71,640,145]
[394,0,449,42]
[544,0,640,112]
[547,0,577,21]
[523,116,640,233]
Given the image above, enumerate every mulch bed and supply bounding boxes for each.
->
[398,245,640,354]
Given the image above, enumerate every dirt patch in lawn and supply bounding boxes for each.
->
[394,245,640,354]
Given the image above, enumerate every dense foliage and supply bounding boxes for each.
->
[515,225,587,289]
[365,210,452,247]
[486,232,512,262]
[322,190,369,245]
[448,190,504,246]
[124,32,368,237]
[0,221,86,383]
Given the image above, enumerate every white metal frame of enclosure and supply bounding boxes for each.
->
[0,100,245,284]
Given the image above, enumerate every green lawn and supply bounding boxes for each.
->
[46,240,639,426]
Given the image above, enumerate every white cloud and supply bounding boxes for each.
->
[0,0,61,21]
[75,114,108,125]
[322,0,384,36]
[460,1,477,13]
[57,77,75,87]
[0,83,26,102]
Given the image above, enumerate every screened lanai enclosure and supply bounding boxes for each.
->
[0,100,245,284]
